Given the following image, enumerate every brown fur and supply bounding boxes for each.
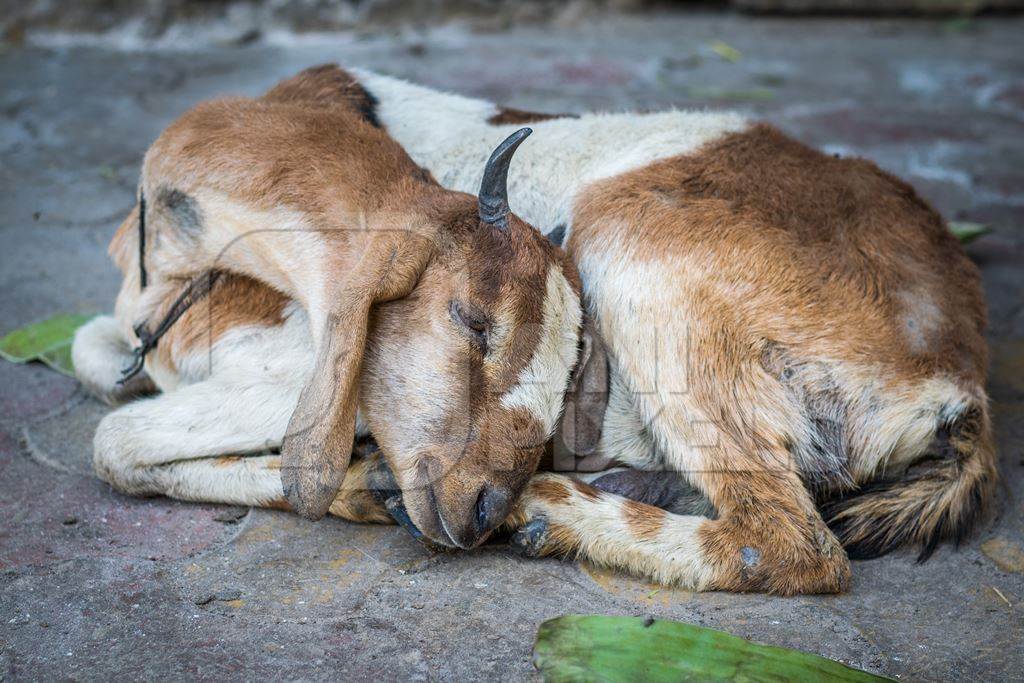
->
[328,456,396,525]
[565,123,994,593]
[530,478,573,505]
[622,499,666,541]
[486,106,575,126]
[571,124,986,382]
[572,478,602,502]
[154,274,288,373]
[264,63,381,127]
[146,99,432,220]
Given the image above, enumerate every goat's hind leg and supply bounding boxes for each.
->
[502,335,851,594]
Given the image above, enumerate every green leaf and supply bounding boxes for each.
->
[948,221,991,244]
[710,40,742,63]
[0,313,94,377]
[533,615,892,683]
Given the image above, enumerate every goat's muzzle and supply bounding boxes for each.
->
[378,450,535,550]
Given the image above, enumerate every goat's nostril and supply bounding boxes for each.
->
[475,485,510,535]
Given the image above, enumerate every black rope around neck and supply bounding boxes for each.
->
[118,270,222,384]
[119,192,221,384]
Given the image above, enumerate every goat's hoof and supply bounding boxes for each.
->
[509,516,549,557]
[366,459,446,553]
[773,552,852,595]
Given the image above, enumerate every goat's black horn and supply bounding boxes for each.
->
[478,127,532,230]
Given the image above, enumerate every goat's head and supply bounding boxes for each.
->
[284,128,583,549]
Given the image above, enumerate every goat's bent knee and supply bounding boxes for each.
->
[93,410,154,495]
[701,516,850,595]
[92,412,125,487]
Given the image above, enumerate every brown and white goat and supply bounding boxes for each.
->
[78,65,997,596]
[73,68,583,551]
[342,65,997,594]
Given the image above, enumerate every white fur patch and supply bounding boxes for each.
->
[353,68,747,240]
[568,491,712,590]
[501,265,582,436]
[152,455,285,507]
[72,315,141,405]
[843,370,974,478]
[575,251,713,470]
[92,307,311,497]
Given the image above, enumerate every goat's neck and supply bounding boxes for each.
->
[355,69,749,241]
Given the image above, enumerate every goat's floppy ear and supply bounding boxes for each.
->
[281,235,432,520]
[557,314,612,468]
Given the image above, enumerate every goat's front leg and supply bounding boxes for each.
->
[92,372,293,507]
[501,472,714,589]
[72,315,156,405]
[520,279,852,593]
[503,465,850,596]
[93,371,297,496]
[91,373,392,523]
[88,313,306,507]
[164,453,394,525]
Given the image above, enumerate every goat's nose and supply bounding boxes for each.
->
[474,484,511,538]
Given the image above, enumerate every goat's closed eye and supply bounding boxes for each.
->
[450,300,489,349]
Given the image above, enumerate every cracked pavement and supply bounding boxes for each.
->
[1,13,1023,681]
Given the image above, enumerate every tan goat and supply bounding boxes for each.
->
[73,69,583,551]
[77,65,997,596]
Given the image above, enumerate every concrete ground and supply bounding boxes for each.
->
[1,12,1023,681]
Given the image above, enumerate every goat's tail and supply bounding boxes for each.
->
[822,401,998,561]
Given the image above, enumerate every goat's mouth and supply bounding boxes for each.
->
[367,459,455,550]
[421,484,461,548]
